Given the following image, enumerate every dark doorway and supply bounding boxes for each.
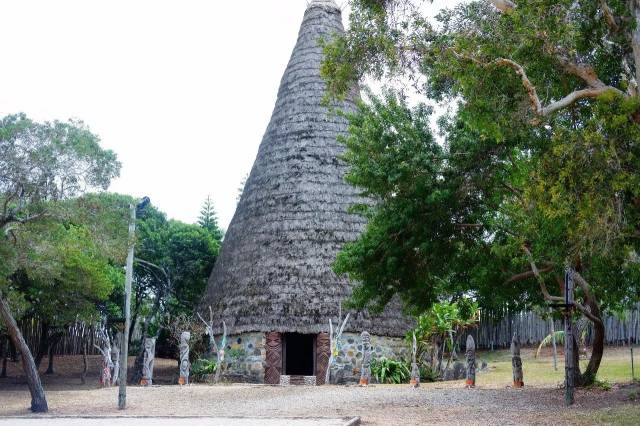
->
[283,333,315,376]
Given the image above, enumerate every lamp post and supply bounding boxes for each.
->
[118,197,149,410]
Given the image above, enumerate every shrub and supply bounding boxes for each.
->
[191,358,217,381]
[371,357,410,384]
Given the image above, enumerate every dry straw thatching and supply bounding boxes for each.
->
[200,0,412,337]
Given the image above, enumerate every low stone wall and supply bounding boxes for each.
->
[222,332,266,383]
[330,333,408,384]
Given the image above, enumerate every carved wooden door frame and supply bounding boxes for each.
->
[316,332,330,385]
[264,331,282,384]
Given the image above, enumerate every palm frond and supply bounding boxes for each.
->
[535,331,564,358]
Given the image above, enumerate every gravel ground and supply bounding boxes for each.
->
[0,418,357,426]
[1,355,638,425]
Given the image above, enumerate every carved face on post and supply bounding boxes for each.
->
[141,337,156,386]
[361,332,371,364]
[359,331,372,386]
[180,331,191,346]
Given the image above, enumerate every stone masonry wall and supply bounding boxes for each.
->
[221,332,266,383]
[330,332,408,384]
[219,332,408,384]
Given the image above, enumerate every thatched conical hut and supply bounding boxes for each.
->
[200,0,412,384]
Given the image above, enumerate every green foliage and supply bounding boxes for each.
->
[585,379,613,391]
[327,0,640,323]
[134,208,220,319]
[0,113,124,326]
[333,91,451,313]
[419,364,439,382]
[191,358,217,380]
[414,299,479,344]
[227,348,246,362]
[371,357,410,384]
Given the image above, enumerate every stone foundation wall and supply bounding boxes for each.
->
[330,332,408,384]
[221,332,266,383]
[217,331,408,384]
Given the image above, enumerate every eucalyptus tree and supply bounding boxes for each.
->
[324,0,640,385]
[0,114,121,412]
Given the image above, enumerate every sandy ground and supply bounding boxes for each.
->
[0,354,638,425]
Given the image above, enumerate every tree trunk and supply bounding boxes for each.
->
[9,339,17,362]
[34,321,50,370]
[1,336,8,378]
[45,332,62,375]
[45,346,55,375]
[80,341,88,385]
[578,296,605,386]
[0,294,48,412]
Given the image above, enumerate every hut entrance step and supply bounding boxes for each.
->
[283,333,316,376]
[279,375,317,386]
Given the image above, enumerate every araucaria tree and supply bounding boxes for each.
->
[198,196,224,241]
[0,114,121,411]
[324,0,640,385]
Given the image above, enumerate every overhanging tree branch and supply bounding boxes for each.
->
[504,265,554,285]
[600,1,620,32]
[489,0,516,13]
[522,246,564,302]
[450,51,625,118]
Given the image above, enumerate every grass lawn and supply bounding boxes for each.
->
[472,346,640,425]
[475,345,638,387]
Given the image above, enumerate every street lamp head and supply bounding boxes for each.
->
[136,196,151,216]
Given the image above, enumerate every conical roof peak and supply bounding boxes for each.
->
[200,0,411,338]
[307,0,340,11]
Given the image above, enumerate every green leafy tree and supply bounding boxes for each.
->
[0,114,121,412]
[324,1,640,385]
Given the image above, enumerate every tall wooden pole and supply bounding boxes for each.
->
[118,204,136,409]
[630,317,635,381]
[549,309,558,371]
[564,268,575,406]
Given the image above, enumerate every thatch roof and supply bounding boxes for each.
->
[200,0,412,337]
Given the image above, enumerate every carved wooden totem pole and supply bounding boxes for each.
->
[179,331,191,385]
[465,334,476,388]
[140,337,156,386]
[110,332,121,386]
[511,334,524,388]
[410,332,420,388]
[359,331,372,386]
[93,325,113,387]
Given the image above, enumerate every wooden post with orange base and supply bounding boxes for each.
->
[511,335,524,388]
[359,331,371,386]
[465,335,476,388]
[179,331,191,386]
[410,332,420,388]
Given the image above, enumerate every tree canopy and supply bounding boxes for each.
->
[324,0,640,384]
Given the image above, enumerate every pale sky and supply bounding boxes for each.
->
[0,0,460,229]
